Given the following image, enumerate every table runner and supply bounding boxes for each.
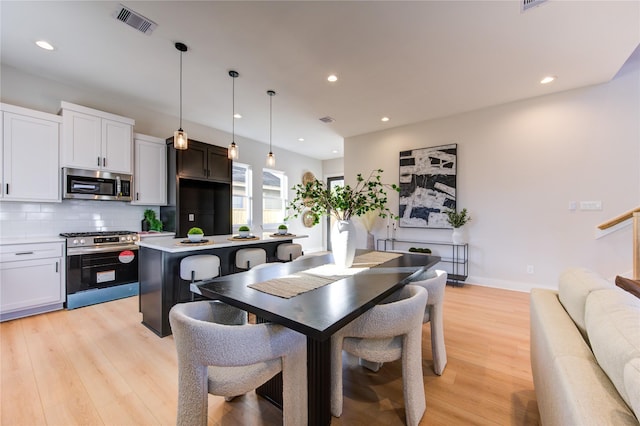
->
[248,251,402,298]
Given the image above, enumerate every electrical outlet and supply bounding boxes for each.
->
[188,213,195,221]
[579,201,602,211]
[526,265,534,274]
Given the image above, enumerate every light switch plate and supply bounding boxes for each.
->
[580,201,602,211]
[188,213,195,221]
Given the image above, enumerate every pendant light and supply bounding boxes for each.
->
[227,70,239,160]
[266,90,276,167]
[173,42,188,150]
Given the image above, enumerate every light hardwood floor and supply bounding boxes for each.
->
[1,284,540,425]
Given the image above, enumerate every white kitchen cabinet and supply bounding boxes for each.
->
[0,103,61,202]
[132,133,167,205]
[0,241,65,321]
[60,101,134,174]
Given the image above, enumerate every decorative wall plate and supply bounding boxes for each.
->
[302,171,315,186]
[302,211,316,228]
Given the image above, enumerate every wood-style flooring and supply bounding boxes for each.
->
[1,284,540,425]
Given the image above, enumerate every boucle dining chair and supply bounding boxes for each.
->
[169,301,307,426]
[330,285,428,426]
[409,269,448,375]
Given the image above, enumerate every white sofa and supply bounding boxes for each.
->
[530,268,640,425]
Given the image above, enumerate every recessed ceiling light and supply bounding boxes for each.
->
[327,74,338,82]
[381,117,390,122]
[298,138,305,142]
[35,40,54,50]
[540,75,556,84]
[233,113,242,119]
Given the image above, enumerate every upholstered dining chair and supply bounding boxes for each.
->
[330,285,428,426]
[409,269,448,375]
[169,301,307,426]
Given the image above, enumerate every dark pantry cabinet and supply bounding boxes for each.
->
[160,138,232,237]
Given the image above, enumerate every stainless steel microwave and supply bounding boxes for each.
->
[63,168,132,201]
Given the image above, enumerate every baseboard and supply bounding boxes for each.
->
[465,275,557,293]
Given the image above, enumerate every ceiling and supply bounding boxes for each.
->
[1,1,638,160]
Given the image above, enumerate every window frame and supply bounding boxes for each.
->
[232,162,253,231]
[261,167,288,231]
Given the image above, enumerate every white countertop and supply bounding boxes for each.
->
[137,233,307,253]
[137,231,176,239]
[0,236,65,245]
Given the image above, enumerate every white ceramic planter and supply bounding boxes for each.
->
[331,220,356,268]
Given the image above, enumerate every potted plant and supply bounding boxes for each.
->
[445,208,471,244]
[142,209,163,232]
[278,224,288,235]
[288,169,399,267]
[187,227,204,242]
[238,225,251,238]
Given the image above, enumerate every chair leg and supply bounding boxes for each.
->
[190,272,195,302]
[176,364,209,426]
[430,304,447,375]
[402,328,426,426]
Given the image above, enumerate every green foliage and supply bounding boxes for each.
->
[278,224,288,230]
[187,227,204,235]
[143,209,163,231]
[287,169,400,226]
[445,208,471,228]
[408,247,431,254]
[238,225,250,232]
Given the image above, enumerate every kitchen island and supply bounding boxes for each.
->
[138,233,306,337]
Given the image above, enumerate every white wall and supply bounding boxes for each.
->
[345,56,639,291]
[0,65,324,252]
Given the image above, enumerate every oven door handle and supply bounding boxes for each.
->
[67,245,139,255]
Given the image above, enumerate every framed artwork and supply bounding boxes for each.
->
[399,143,457,228]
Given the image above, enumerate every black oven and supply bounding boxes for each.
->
[60,231,139,309]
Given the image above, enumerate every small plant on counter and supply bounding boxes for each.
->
[445,208,471,228]
[238,225,251,237]
[278,224,288,234]
[187,227,204,235]
[143,209,163,232]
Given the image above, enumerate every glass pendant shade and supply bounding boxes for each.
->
[228,141,238,159]
[266,151,275,167]
[174,128,188,150]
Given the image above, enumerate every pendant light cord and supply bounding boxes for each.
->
[179,50,183,130]
[269,94,272,152]
[232,74,235,140]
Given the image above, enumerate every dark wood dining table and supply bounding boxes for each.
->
[196,250,440,426]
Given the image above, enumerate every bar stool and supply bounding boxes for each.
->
[277,243,303,262]
[235,248,267,271]
[180,255,221,300]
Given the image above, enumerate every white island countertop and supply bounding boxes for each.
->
[137,233,307,254]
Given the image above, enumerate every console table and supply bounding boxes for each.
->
[377,238,468,285]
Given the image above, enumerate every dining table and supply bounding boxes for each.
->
[195,249,441,426]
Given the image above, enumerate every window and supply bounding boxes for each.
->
[232,163,252,228]
[262,168,288,229]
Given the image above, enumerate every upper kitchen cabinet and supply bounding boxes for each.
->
[60,101,134,174]
[174,139,231,182]
[1,103,61,202]
[132,133,167,206]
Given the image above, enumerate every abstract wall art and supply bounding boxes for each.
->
[399,143,457,228]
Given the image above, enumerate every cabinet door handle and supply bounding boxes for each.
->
[136,192,139,201]
[103,157,106,167]
[98,156,101,166]
[5,183,8,195]
[55,261,59,273]
[15,251,34,256]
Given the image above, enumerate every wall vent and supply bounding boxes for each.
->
[521,0,548,12]
[113,4,157,35]
[319,116,336,123]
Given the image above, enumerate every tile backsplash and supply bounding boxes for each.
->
[0,200,157,238]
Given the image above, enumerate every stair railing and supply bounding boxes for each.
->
[598,207,640,280]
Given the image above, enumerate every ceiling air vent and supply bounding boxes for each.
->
[521,0,547,12]
[319,116,336,123]
[113,4,157,35]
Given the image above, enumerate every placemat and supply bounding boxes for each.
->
[227,236,260,241]
[248,251,403,299]
[176,239,214,246]
[269,233,297,238]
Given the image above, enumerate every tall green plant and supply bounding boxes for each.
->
[445,208,471,228]
[287,169,399,226]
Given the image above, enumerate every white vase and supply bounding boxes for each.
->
[331,220,356,268]
[452,227,466,244]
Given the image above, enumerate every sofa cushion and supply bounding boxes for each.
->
[625,358,640,421]
[586,288,640,416]
[559,268,613,341]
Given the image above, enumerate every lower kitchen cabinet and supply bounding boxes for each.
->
[0,241,65,321]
